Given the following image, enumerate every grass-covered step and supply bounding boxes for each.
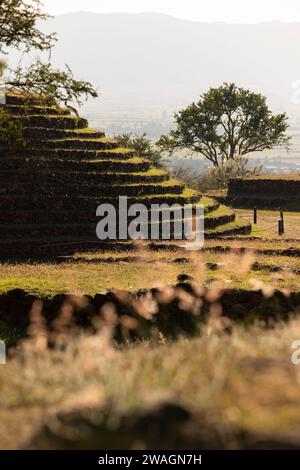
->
[93,179,185,197]
[51,157,150,173]
[201,196,220,214]
[0,210,99,225]
[0,210,93,225]
[0,223,97,239]
[23,127,106,140]
[17,115,88,130]
[0,222,190,239]
[2,104,71,116]
[204,205,236,229]
[2,180,185,197]
[0,188,200,211]
[0,218,202,239]
[0,194,190,224]
[5,90,51,106]
[0,156,151,173]
[0,237,128,257]
[142,199,229,233]
[36,137,119,150]
[0,168,169,187]
[226,195,300,211]
[78,168,169,184]
[0,217,247,247]
[205,217,252,237]
[0,188,192,225]
[21,147,137,160]
[146,216,250,240]
[0,216,210,244]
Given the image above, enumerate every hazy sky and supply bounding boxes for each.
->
[43,0,300,23]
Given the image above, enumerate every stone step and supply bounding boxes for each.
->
[0,189,200,211]
[0,157,151,173]
[17,115,88,130]
[0,208,227,229]
[23,127,106,140]
[0,224,98,239]
[0,208,216,239]
[201,196,220,214]
[0,169,169,185]
[0,237,104,257]
[0,197,206,225]
[0,207,182,224]
[32,137,119,150]
[8,147,137,161]
[205,213,235,229]
[205,218,252,238]
[2,104,71,116]
[1,180,185,197]
[204,205,236,229]
[5,91,50,106]
[0,208,193,226]
[0,220,251,257]
[0,237,141,257]
[0,218,200,238]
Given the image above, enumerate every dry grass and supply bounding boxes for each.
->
[0,243,300,448]
[242,174,300,180]
[1,244,300,295]
[1,318,300,449]
[235,208,300,239]
[0,260,196,296]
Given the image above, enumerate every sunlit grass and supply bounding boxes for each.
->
[1,244,300,296]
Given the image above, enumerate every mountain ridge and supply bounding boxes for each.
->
[52,11,300,25]
[12,12,300,118]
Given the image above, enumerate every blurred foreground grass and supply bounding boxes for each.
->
[0,319,300,449]
[1,238,300,449]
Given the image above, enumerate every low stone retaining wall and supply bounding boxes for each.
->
[1,283,299,347]
[228,177,300,198]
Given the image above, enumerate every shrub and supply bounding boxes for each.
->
[0,108,23,147]
[171,156,263,191]
[114,132,164,167]
[208,157,264,189]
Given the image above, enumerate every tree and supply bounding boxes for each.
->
[0,60,5,76]
[171,156,263,191]
[158,83,289,167]
[205,156,263,189]
[0,0,55,54]
[0,59,23,146]
[114,132,164,167]
[7,61,97,113]
[0,0,97,109]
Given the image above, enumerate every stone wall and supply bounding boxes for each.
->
[228,177,300,198]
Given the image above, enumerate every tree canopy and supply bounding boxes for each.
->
[0,0,97,109]
[8,61,97,113]
[158,83,289,167]
[0,0,55,54]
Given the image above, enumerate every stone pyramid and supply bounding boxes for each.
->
[0,91,251,256]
